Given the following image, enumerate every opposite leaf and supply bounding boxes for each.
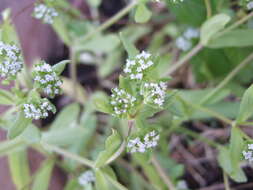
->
[95,130,121,168]
[135,3,152,24]
[200,14,230,46]
[237,84,253,123]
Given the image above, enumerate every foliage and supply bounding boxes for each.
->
[1,0,253,189]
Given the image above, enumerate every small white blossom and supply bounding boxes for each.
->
[247,1,253,10]
[110,88,136,117]
[242,143,253,162]
[183,27,200,40]
[23,98,54,120]
[127,131,160,153]
[175,37,192,51]
[78,170,95,187]
[0,42,23,80]
[33,61,62,98]
[177,180,188,190]
[141,82,167,107]
[33,4,58,24]
[123,51,154,80]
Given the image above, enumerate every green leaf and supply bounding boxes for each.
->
[51,103,80,130]
[236,84,253,123]
[0,89,14,105]
[94,93,113,114]
[8,112,32,139]
[218,147,233,175]
[0,138,25,157]
[208,29,253,48]
[200,14,231,45]
[75,34,120,53]
[42,127,86,146]
[134,3,152,23]
[8,150,30,189]
[119,32,139,59]
[32,159,54,190]
[218,127,247,183]
[20,124,41,144]
[95,169,110,190]
[229,127,244,167]
[95,130,121,168]
[52,60,70,75]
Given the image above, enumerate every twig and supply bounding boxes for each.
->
[42,142,94,168]
[151,155,177,190]
[200,52,253,105]
[164,42,203,76]
[204,0,212,18]
[223,172,231,190]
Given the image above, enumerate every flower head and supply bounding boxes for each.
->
[33,61,62,98]
[0,42,23,80]
[242,143,253,162]
[23,98,55,120]
[33,4,58,24]
[141,82,167,107]
[127,130,160,153]
[183,27,200,40]
[78,170,95,187]
[175,37,192,51]
[123,51,154,80]
[110,88,136,117]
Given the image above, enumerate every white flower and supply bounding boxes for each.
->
[78,170,95,187]
[177,180,188,190]
[0,42,23,80]
[33,61,62,98]
[248,144,253,150]
[141,82,167,107]
[110,88,136,117]
[176,37,192,51]
[247,1,253,10]
[242,143,253,162]
[23,98,54,120]
[183,27,200,40]
[127,131,160,153]
[123,51,154,80]
[33,4,58,24]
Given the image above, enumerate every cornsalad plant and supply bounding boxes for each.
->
[1,0,253,189]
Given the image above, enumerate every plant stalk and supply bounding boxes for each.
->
[151,155,177,190]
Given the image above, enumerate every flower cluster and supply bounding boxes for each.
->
[127,130,160,153]
[175,27,199,51]
[242,143,253,162]
[110,88,136,117]
[141,82,167,107]
[0,42,23,80]
[78,170,95,187]
[23,98,54,120]
[247,1,253,9]
[123,51,154,80]
[33,61,62,98]
[33,4,58,24]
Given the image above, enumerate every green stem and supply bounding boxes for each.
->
[216,11,253,38]
[42,142,94,168]
[200,52,253,105]
[177,95,233,125]
[175,125,221,148]
[105,173,128,190]
[164,42,203,76]
[70,48,77,98]
[204,0,212,18]
[151,156,177,190]
[223,172,231,190]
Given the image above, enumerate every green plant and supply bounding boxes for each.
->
[1,0,253,189]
